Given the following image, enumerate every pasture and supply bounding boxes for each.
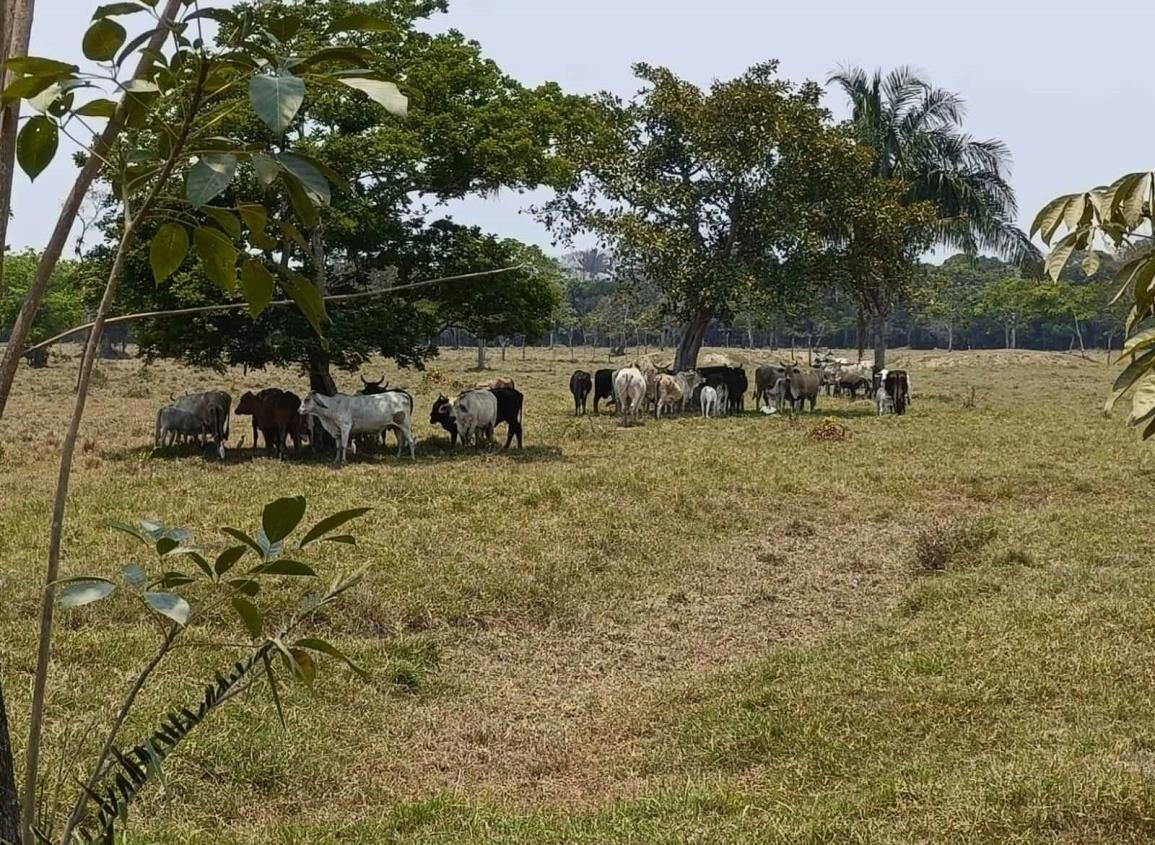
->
[1,346,1154,843]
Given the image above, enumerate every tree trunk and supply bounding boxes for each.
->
[856,307,867,362]
[947,320,954,352]
[1011,325,1017,349]
[674,308,711,372]
[477,339,487,370]
[1004,324,1010,349]
[872,312,888,370]
[0,681,18,845]
[0,0,35,305]
[1073,315,1086,356]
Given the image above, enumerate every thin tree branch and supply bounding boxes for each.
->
[21,265,527,355]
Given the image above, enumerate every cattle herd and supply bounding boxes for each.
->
[570,355,912,424]
[152,355,911,461]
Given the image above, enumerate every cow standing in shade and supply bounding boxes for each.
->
[235,388,304,458]
[300,391,415,462]
[431,387,524,448]
[569,370,593,415]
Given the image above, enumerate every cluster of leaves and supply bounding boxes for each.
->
[0,252,87,349]
[52,496,369,843]
[3,0,407,338]
[1035,173,1155,430]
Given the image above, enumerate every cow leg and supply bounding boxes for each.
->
[338,425,352,462]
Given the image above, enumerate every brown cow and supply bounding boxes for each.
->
[236,388,304,458]
[474,377,516,390]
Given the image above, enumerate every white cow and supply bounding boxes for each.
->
[700,385,719,419]
[300,391,415,462]
[614,367,647,425]
[445,389,499,447]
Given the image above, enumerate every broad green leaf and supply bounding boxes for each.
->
[291,46,375,72]
[248,71,305,135]
[144,592,190,625]
[295,636,367,675]
[1131,258,1155,318]
[194,226,238,291]
[149,222,189,283]
[1081,252,1101,277]
[297,507,371,549]
[184,7,239,25]
[155,536,197,557]
[203,206,241,240]
[1060,193,1087,232]
[59,577,116,608]
[1044,234,1077,282]
[278,270,327,335]
[262,496,306,543]
[186,153,237,207]
[231,596,262,638]
[338,77,407,118]
[109,520,152,544]
[268,13,301,41]
[237,202,268,235]
[181,551,214,580]
[322,534,356,545]
[116,27,157,68]
[277,153,330,206]
[1128,375,1155,426]
[74,97,119,117]
[2,74,66,104]
[1105,346,1155,414]
[252,559,317,577]
[83,18,127,62]
[94,2,149,18]
[16,116,58,181]
[229,578,260,597]
[252,152,280,185]
[281,150,346,193]
[215,545,247,576]
[152,571,196,589]
[278,219,309,253]
[1122,326,1155,357]
[240,259,275,317]
[281,172,317,226]
[330,12,393,33]
[122,563,147,588]
[1119,172,1153,229]
[5,57,78,75]
[254,529,284,560]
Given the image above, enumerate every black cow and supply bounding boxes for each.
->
[697,365,748,414]
[593,368,617,414]
[431,387,524,448]
[569,369,593,415]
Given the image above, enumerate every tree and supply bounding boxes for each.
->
[543,61,868,371]
[0,252,85,366]
[828,65,1041,366]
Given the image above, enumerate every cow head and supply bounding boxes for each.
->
[430,394,457,434]
[299,392,328,417]
[360,375,389,395]
[235,391,259,415]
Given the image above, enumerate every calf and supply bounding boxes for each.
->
[235,388,304,458]
[700,385,719,419]
[569,370,593,415]
[170,390,231,457]
[154,406,205,448]
[299,391,415,462]
[874,369,910,416]
[593,368,617,414]
[699,365,748,414]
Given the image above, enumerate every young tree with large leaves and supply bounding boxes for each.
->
[828,65,1041,366]
[542,61,869,371]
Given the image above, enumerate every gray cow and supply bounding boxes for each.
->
[167,390,231,457]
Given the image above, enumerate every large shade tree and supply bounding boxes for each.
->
[828,65,1041,365]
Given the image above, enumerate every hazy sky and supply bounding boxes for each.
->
[9,0,1153,257]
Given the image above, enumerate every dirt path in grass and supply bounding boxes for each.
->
[372,517,912,807]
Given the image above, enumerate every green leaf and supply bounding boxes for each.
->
[181,551,214,580]
[252,559,317,577]
[186,153,237,208]
[116,27,157,68]
[83,18,127,62]
[1031,195,1071,243]
[203,206,241,240]
[2,74,67,104]
[214,545,247,576]
[222,527,263,557]
[295,636,367,676]
[16,115,58,181]
[109,520,152,544]
[1080,252,1100,277]
[338,77,407,118]
[231,596,262,638]
[268,13,301,41]
[297,507,371,549]
[152,571,196,589]
[122,564,147,588]
[144,592,190,625]
[322,534,356,545]
[277,270,327,335]
[252,152,280,186]
[1044,234,1078,282]
[278,220,309,253]
[262,496,306,544]
[74,97,119,117]
[277,153,330,206]
[5,57,78,75]
[229,578,260,597]
[1128,375,1155,426]
[248,71,305,135]
[281,173,317,227]
[149,222,189,283]
[155,536,196,557]
[59,577,116,608]
[94,2,148,17]
[237,202,268,236]
[1105,346,1155,414]
[1122,327,1155,357]
[239,259,275,318]
[194,226,238,291]
[289,647,316,686]
[330,12,393,33]
[291,46,375,72]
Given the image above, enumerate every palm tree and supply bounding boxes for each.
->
[574,247,613,282]
[828,66,1041,363]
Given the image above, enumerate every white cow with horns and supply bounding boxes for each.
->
[300,391,415,462]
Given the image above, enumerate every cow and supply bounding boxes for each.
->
[700,385,719,419]
[875,369,910,416]
[674,370,703,413]
[636,359,664,414]
[613,366,647,425]
[359,375,390,394]
[755,364,786,411]
[356,378,414,451]
[169,390,231,457]
[698,365,748,414]
[444,389,498,447]
[782,365,820,414]
[235,388,304,458]
[473,377,516,390]
[593,368,617,414]
[299,391,415,462]
[431,387,524,449]
[655,373,687,419]
[569,370,593,416]
[154,406,206,448]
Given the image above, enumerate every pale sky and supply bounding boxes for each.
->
[9,0,1153,257]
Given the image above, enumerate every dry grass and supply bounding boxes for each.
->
[1,344,1153,843]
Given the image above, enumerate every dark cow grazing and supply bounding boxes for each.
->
[432,387,524,449]
[782,364,820,413]
[593,368,617,414]
[698,365,748,414]
[235,388,304,458]
[569,370,593,415]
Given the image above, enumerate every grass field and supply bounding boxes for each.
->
[2,345,1155,843]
